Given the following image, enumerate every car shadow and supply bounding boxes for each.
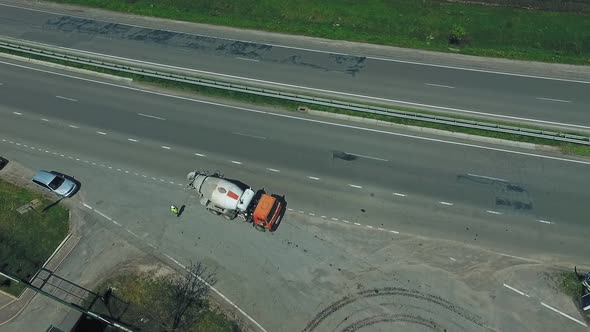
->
[65,176,82,197]
[0,156,8,170]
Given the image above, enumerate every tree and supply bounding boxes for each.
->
[165,262,216,330]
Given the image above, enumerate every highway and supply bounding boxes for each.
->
[1,58,589,263]
[1,1,590,131]
[2,57,589,331]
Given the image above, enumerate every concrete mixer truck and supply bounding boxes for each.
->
[186,170,286,232]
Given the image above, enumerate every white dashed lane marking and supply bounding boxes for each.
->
[232,132,267,140]
[486,210,502,215]
[56,95,78,102]
[425,83,455,89]
[393,192,407,197]
[536,97,571,103]
[307,176,320,180]
[266,168,280,172]
[13,112,22,115]
[68,125,79,129]
[503,283,530,297]
[439,201,454,206]
[468,173,508,182]
[540,302,587,327]
[236,57,260,62]
[138,113,166,120]
[345,152,388,162]
[348,184,362,189]
[128,138,138,142]
[194,153,206,157]
[96,131,107,135]
[161,146,171,150]
[41,118,49,122]
[231,160,243,165]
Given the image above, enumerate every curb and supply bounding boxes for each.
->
[307,110,560,152]
[0,51,133,83]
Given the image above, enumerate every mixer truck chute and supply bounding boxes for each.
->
[186,170,286,232]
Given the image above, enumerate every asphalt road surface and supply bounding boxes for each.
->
[2,56,590,330]
[0,1,589,131]
[1,57,589,264]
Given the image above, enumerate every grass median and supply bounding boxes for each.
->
[0,178,69,296]
[48,0,590,64]
[2,47,590,157]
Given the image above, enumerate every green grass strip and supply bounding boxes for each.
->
[46,0,590,65]
[0,178,69,296]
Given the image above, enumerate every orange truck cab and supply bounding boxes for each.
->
[252,193,285,232]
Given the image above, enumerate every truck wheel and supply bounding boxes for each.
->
[223,214,234,220]
[208,209,221,216]
[254,224,266,232]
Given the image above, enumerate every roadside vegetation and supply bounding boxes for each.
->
[558,269,590,322]
[49,0,590,64]
[93,263,240,332]
[0,178,69,296]
[2,46,589,157]
[560,270,583,298]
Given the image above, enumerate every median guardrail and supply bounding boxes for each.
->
[1,36,589,146]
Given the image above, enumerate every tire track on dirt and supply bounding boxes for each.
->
[341,314,442,332]
[302,287,485,332]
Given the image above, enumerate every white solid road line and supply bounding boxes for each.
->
[236,57,260,62]
[2,2,588,85]
[496,252,541,263]
[439,201,454,206]
[467,173,509,182]
[541,302,588,327]
[425,83,455,89]
[536,97,572,103]
[55,95,78,102]
[5,60,590,166]
[162,254,268,332]
[503,283,530,297]
[232,132,267,140]
[138,112,166,120]
[345,152,388,162]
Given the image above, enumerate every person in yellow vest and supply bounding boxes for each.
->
[170,205,180,216]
